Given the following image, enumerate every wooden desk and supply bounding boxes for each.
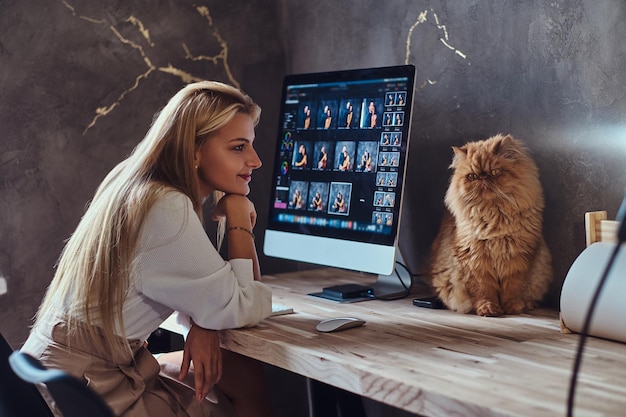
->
[170,268,626,417]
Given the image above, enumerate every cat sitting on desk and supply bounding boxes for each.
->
[429,134,552,316]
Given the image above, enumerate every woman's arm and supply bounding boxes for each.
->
[213,194,261,281]
[135,191,271,330]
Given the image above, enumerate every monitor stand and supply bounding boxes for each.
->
[370,250,414,299]
[308,248,427,303]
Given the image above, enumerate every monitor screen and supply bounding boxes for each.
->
[264,65,415,276]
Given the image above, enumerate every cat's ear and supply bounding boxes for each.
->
[452,146,468,156]
[450,145,467,168]
[492,134,519,159]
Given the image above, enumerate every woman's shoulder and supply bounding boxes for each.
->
[145,188,197,226]
[152,187,194,210]
[139,188,198,247]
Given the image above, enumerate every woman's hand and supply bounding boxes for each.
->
[211,193,261,281]
[212,194,257,229]
[179,321,222,401]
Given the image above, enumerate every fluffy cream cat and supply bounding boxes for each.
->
[429,134,552,316]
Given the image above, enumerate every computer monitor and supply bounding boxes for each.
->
[264,65,416,297]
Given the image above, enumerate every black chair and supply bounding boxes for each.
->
[0,331,54,417]
[8,350,116,417]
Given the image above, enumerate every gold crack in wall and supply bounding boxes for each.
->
[61,1,239,135]
[405,8,469,91]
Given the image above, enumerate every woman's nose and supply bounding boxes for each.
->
[249,148,262,169]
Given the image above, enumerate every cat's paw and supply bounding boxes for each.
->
[447,298,473,314]
[475,301,503,317]
[502,300,527,315]
[525,300,537,311]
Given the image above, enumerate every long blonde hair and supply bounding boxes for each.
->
[34,81,261,355]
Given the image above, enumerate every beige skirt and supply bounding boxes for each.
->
[21,316,234,417]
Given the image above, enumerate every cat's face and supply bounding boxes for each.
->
[448,134,524,204]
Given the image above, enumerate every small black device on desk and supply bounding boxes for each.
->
[413,296,445,309]
[309,283,374,303]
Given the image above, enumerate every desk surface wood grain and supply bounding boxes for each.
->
[218,268,626,417]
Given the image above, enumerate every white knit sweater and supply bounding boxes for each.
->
[122,190,272,341]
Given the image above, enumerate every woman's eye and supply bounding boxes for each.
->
[233,144,244,151]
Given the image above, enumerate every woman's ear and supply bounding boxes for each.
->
[194,148,201,169]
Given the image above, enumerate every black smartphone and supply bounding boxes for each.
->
[413,296,445,309]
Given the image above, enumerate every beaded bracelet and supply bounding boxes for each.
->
[227,226,255,239]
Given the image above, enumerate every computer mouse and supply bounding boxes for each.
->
[316,317,366,333]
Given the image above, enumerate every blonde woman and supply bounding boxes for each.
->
[22,81,273,417]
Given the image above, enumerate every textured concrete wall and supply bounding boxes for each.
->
[2,0,626,355]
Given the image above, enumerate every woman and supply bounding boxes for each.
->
[338,146,350,171]
[22,81,273,417]
[291,189,303,209]
[367,101,378,128]
[344,103,353,128]
[317,146,327,170]
[310,191,323,211]
[332,192,345,213]
[294,144,307,168]
[360,150,371,172]
[323,108,332,129]
[302,105,311,129]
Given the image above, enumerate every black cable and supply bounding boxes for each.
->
[395,260,423,280]
[566,242,621,417]
[567,195,626,417]
[394,262,410,291]
[375,260,422,300]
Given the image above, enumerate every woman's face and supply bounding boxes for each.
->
[195,112,261,197]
